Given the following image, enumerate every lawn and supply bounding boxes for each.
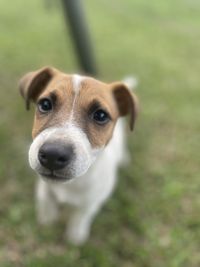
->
[0,0,200,266]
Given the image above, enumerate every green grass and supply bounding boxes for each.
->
[0,0,200,266]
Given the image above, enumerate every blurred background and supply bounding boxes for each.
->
[0,0,200,266]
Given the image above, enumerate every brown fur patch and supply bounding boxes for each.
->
[20,67,138,148]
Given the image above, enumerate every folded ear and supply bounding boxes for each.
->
[111,82,139,131]
[18,66,55,110]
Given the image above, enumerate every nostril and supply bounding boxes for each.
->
[38,151,47,163]
[57,156,67,163]
[39,152,46,160]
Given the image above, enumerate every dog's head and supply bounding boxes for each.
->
[19,67,138,182]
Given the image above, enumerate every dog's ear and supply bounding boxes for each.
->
[111,82,139,131]
[19,67,55,110]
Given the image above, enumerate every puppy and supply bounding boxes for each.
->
[19,67,138,245]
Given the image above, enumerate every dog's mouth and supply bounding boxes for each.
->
[39,171,72,183]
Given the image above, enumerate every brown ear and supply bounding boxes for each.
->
[19,67,55,110]
[111,82,139,131]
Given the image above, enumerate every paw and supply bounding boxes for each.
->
[66,225,90,246]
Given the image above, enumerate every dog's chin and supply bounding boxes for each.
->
[39,172,74,183]
[33,162,92,184]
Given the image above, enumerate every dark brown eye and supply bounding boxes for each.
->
[38,98,53,113]
[92,109,110,125]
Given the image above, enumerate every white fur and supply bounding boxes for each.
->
[35,119,126,245]
[123,76,138,90]
[72,74,85,93]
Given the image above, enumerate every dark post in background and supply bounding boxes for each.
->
[61,0,98,76]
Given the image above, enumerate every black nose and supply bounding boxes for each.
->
[38,142,74,171]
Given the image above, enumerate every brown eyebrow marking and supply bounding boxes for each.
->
[49,91,57,104]
[88,100,102,112]
[87,99,112,119]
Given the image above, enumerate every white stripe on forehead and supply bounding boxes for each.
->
[72,74,85,94]
[68,75,86,123]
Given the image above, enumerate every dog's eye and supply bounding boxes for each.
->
[38,98,53,113]
[92,109,110,125]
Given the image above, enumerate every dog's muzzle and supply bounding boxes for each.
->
[29,126,101,182]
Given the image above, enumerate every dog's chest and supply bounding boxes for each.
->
[50,180,91,206]
[48,154,115,206]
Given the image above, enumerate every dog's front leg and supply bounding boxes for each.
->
[36,178,59,224]
[66,202,101,245]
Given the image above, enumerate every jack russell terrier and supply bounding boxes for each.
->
[19,67,138,245]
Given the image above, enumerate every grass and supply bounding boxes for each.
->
[0,0,200,266]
